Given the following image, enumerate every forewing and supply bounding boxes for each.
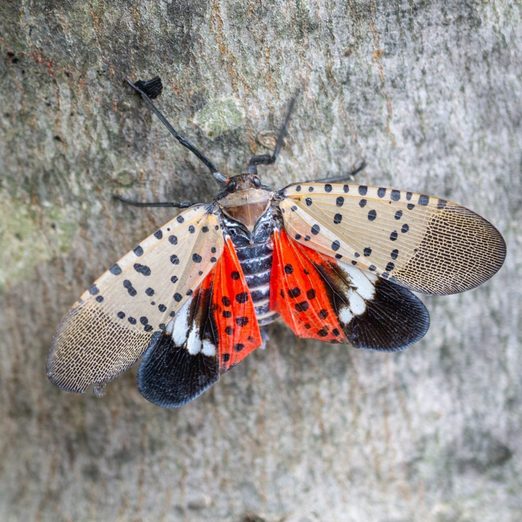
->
[138,238,263,407]
[271,229,430,350]
[48,204,224,393]
[280,183,506,295]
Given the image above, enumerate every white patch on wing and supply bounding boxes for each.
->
[201,340,216,357]
[172,298,191,346]
[186,327,202,355]
[365,271,378,284]
[339,306,353,324]
[165,319,175,335]
[339,262,376,300]
[347,289,366,316]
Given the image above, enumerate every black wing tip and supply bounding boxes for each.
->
[137,377,217,409]
[137,333,219,409]
[132,76,163,99]
[345,279,431,351]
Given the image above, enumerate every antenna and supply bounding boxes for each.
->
[126,77,228,184]
[247,90,300,174]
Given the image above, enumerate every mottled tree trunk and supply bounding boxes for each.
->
[0,1,520,521]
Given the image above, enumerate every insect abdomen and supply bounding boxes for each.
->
[234,242,278,326]
[224,209,279,327]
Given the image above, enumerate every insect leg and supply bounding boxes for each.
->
[113,195,194,209]
[312,160,367,182]
[126,78,228,185]
[247,90,300,173]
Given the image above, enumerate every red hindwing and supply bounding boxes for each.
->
[270,229,346,343]
[210,238,263,370]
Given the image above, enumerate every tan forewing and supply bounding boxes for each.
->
[48,204,224,392]
[280,183,505,295]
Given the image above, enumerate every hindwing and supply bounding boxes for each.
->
[270,229,429,350]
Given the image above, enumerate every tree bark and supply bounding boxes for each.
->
[1,1,520,520]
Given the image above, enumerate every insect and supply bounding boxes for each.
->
[47,77,506,408]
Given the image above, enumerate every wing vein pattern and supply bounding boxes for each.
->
[280,183,506,295]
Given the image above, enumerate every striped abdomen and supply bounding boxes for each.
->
[224,211,279,327]
[235,242,277,326]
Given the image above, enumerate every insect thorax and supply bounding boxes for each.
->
[218,186,273,232]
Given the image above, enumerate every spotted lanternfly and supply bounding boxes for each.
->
[47,77,507,408]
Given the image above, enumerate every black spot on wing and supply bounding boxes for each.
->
[288,287,301,298]
[295,301,309,312]
[137,333,219,408]
[110,264,122,275]
[134,263,151,276]
[391,190,400,201]
[123,279,137,296]
[235,292,249,304]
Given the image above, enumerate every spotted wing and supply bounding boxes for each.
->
[270,229,346,342]
[280,183,506,295]
[48,204,224,393]
[138,238,263,407]
[270,229,429,350]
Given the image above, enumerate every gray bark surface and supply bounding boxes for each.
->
[0,1,520,521]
